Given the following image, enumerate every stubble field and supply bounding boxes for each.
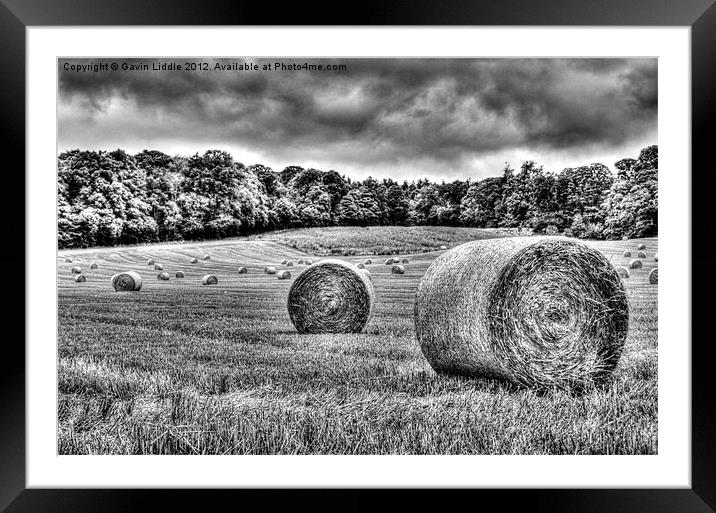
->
[57,227,658,455]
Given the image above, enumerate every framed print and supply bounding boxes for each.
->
[2,0,714,511]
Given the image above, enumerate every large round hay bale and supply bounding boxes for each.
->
[90,262,98,270]
[286,261,294,267]
[616,266,630,278]
[363,259,372,265]
[238,267,248,274]
[157,272,170,281]
[357,262,366,269]
[392,257,401,264]
[154,263,163,271]
[65,257,73,263]
[304,260,313,265]
[190,258,198,264]
[74,274,86,283]
[385,258,393,265]
[175,271,185,278]
[287,259,375,334]
[71,266,81,274]
[264,266,277,274]
[277,270,291,280]
[147,259,155,266]
[637,251,647,258]
[201,274,218,285]
[414,237,629,391]
[654,253,658,262]
[649,268,658,284]
[203,254,211,260]
[623,251,631,258]
[402,258,409,264]
[391,265,405,274]
[111,271,142,291]
[298,259,304,264]
[629,259,642,269]
[281,259,288,265]
[637,243,646,250]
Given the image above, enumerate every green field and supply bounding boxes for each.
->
[57,227,658,455]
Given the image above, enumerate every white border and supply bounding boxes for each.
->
[27,27,691,488]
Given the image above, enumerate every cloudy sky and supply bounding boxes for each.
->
[58,58,657,181]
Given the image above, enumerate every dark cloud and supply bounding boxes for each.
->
[58,58,657,177]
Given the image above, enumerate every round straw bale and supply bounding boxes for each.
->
[305,260,313,265]
[147,259,155,266]
[440,245,448,250]
[357,262,366,269]
[111,271,142,291]
[637,251,647,258]
[203,254,211,260]
[154,263,163,271]
[238,266,248,274]
[385,258,393,265]
[190,258,198,264]
[629,259,642,269]
[622,251,631,258]
[175,271,185,278]
[65,257,72,263]
[264,266,277,274]
[281,259,288,265]
[298,259,304,264]
[90,262,98,270]
[277,270,291,280]
[286,261,294,267]
[202,274,218,285]
[391,265,405,274]
[71,266,81,274]
[414,236,629,392]
[157,272,170,281]
[402,258,409,264]
[287,259,375,334]
[392,257,401,264]
[616,266,630,278]
[654,253,658,262]
[649,268,658,284]
[363,259,372,265]
[74,274,86,283]
[637,243,646,250]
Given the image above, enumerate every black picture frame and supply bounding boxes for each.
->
[1,1,712,511]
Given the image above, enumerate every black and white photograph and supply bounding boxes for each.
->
[56,57,658,455]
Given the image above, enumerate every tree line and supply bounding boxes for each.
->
[58,145,657,248]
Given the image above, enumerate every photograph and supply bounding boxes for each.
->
[56,56,658,455]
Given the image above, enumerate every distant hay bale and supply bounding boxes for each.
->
[287,261,294,267]
[298,259,304,264]
[305,260,313,265]
[154,263,163,271]
[65,257,73,263]
[440,245,448,250]
[649,268,658,284]
[277,270,291,280]
[190,258,198,264]
[281,259,288,265]
[637,243,646,250]
[385,258,393,265]
[71,266,81,274]
[363,259,372,265]
[357,262,366,269]
[111,271,142,291]
[392,257,401,264]
[201,274,218,285]
[238,267,248,274]
[616,266,630,278]
[637,251,647,258]
[654,253,658,262]
[391,265,405,274]
[90,262,98,270]
[264,266,277,274]
[203,254,211,260]
[288,259,375,334]
[414,237,629,392]
[147,259,155,266]
[402,258,409,264]
[157,272,170,281]
[74,274,86,283]
[629,259,642,269]
[175,271,185,278]
[622,251,632,258]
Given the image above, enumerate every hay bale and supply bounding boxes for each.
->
[654,253,658,262]
[175,271,185,278]
[637,251,647,259]
[288,259,375,334]
[277,270,291,280]
[440,245,448,250]
[157,272,170,281]
[298,259,304,264]
[391,264,405,274]
[616,266,630,278]
[154,263,163,271]
[65,257,73,263]
[392,257,401,264]
[147,259,155,266]
[385,258,394,265]
[90,262,98,270]
[111,271,142,291]
[414,236,629,391]
[629,259,642,269]
[203,254,211,260]
[71,266,82,274]
[286,261,294,267]
[402,258,409,264]
[363,259,372,265]
[190,258,198,264]
[305,260,313,265]
[649,267,658,284]
[264,266,277,274]
[281,259,288,265]
[74,274,86,283]
[357,263,366,269]
[637,243,646,250]
[622,251,631,258]
[238,267,248,274]
[202,274,218,285]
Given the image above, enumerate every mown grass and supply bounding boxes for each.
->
[57,228,658,454]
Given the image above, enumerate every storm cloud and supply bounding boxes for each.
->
[58,58,657,180]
